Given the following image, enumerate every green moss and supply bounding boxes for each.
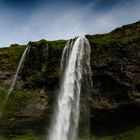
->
[1,90,36,116]
[0,89,7,111]
[0,130,39,140]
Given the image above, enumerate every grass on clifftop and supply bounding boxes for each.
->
[0,44,26,71]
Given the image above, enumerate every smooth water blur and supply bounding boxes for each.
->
[6,45,31,101]
[48,36,92,140]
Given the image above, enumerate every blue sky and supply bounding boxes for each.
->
[0,0,140,47]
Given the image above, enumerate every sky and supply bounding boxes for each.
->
[0,0,140,47]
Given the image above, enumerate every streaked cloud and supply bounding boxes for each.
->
[0,0,140,47]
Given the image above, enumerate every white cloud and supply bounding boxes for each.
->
[0,0,140,47]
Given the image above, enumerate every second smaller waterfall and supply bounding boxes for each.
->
[0,45,30,117]
[6,45,31,101]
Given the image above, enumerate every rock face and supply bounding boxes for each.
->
[86,21,140,135]
[0,21,140,137]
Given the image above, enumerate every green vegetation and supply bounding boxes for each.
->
[0,125,140,140]
[0,89,8,112]
[0,44,26,71]
[4,90,30,116]
[87,21,140,49]
[92,126,140,140]
[0,90,38,116]
[0,130,39,140]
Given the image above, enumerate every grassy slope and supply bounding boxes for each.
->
[92,126,140,140]
[87,20,140,48]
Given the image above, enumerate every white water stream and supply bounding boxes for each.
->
[48,36,92,140]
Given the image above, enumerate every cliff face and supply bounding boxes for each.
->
[0,21,140,137]
[86,21,140,135]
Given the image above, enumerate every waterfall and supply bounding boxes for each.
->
[0,45,31,117]
[6,45,31,101]
[48,36,92,140]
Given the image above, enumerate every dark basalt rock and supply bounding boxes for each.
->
[91,104,140,136]
[86,21,140,136]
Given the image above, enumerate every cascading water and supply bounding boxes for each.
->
[48,36,92,140]
[0,45,31,117]
[6,45,31,101]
